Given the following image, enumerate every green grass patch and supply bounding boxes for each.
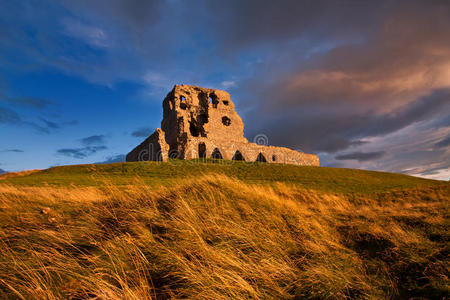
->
[1,159,444,195]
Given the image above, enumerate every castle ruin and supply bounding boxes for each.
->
[126,85,319,166]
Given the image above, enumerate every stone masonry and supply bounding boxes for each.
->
[126,85,319,166]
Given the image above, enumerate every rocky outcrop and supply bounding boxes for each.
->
[126,85,319,166]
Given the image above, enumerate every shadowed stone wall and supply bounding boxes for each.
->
[126,85,319,166]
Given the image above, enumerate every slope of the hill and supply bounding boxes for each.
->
[0,160,443,195]
[0,162,448,299]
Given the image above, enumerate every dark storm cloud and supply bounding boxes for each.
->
[246,89,450,153]
[80,134,107,146]
[57,146,107,159]
[335,151,385,162]
[229,1,450,161]
[94,154,125,164]
[131,127,153,137]
[204,0,386,51]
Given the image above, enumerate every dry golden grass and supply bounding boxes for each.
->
[0,174,448,299]
[0,170,41,180]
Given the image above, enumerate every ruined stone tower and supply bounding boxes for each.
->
[126,85,319,166]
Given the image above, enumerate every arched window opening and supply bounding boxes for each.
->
[211,148,223,159]
[232,150,245,161]
[256,153,267,162]
[272,154,276,162]
[198,143,206,159]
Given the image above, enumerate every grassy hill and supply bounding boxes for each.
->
[0,161,448,299]
[1,159,443,195]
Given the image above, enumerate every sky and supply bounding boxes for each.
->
[0,0,449,180]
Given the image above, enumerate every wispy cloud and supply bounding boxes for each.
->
[1,149,24,153]
[1,105,77,134]
[94,154,125,164]
[0,106,21,124]
[221,81,237,89]
[335,151,385,162]
[80,134,107,146]
[62,17,110,48]
[57,146,107,159]
[2,96,52,109]
[131,127,153,138]
[39,118,60,129]
[434,136,450,149]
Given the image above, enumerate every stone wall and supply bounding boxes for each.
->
[126,129,169,162]
[127,84,320,167]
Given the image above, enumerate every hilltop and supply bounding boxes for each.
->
[0,161,448,299]
[0,160,443,194]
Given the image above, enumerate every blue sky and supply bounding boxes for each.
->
[0,0,449,179]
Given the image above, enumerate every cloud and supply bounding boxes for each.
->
[80,134,107,146]
[204,1,386,52]
[0,106,21,124]
[94,154,125,164]
[39,118,60,129]
[245,89,450,154]
[2,96,52,109]
[62,17,109,48]
[64,120,79,126]
[221,81,237,89]
[322,120,450,180]
[62,0,163,32]
[202,1,450,144]
[131,127,153,137]
[1,105,77,134]
[0,0,173,86]
[1,149,24,153]
[31,118,77,134]
[208,0,450,180]
[56,146,107,159]
[434,136,450,148]
[32,118,77,134]
[57,134,108,159]
[335,151,385,162]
